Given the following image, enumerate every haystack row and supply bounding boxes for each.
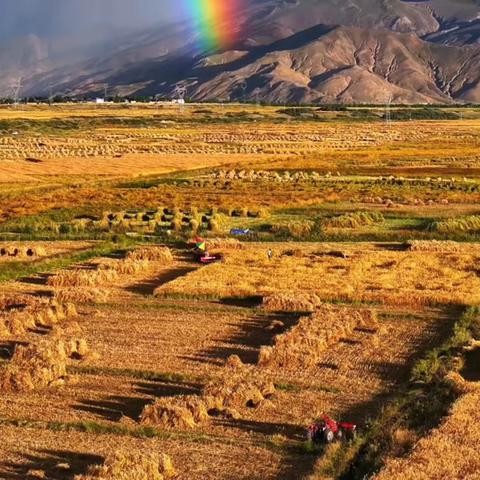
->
[0,245,47,258]
[258,304,377,370]
[74,452,176,480]
[0,296,77,336]
[406,240,475,253]
[47,246,173,289]
[0,337,89,392]
[262,292,323,313]
[140,362,275,429]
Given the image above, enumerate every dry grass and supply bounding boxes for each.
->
[258,304,377,369]
[205,238,245,250]
[74,451,176,480]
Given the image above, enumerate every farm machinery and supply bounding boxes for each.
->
[307,415,357,443]
[192,237,223,264]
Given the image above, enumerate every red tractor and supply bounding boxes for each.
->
[307,415,357,444]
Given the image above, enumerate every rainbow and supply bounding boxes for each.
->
[184,0,241,50]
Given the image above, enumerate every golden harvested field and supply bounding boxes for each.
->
[1,104,480,479]
[1,105,480,186]
[156,242,480,306]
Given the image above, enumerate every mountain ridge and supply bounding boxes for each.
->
[3,0,480,103]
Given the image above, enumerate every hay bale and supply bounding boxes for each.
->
[126,246,174,263]
[258,304,376,370]
[66,338,90,359]
[406,240,466,253]
[31,246,47,257]
[75,451,176,480]
[140,395,208,429]
[262,293,321,312]
[100,258,150,275]
[0,339,68,392]
[54,288,110,304]
[225,354,243,369]
[202,366,275,411]
[47,268,119,288]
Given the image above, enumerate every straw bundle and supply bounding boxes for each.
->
[48,269,119,287]
[54,288,110,304]
[126,247,174,263]
[258,304,377,369]
[75,452,176,480]
[100,259,150,275]
[140,363,275,429]
[262,293,322,312]
[203,361,275,412]
[0,340,68,392]
[207,238,244,250]
[140,395,209,429]
[406,240,469,253]
[66,338,90,360]
[1,299,77,336]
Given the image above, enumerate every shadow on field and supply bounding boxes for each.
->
[0,340,28,360]
[0,449,102,480]
[125,266,197,296]
[19,272,52,286]
[220,296,263,308]
[74,379,202,422]
[214,417,305,440]
[74,395,148,422]
[185,312,302,365]
[134,380,202,397]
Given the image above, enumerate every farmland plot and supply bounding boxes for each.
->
[0,243,457,479]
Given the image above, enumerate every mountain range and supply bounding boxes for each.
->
[2,0,480,104]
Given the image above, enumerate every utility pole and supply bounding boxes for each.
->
[239,81,247,104]
[48,84,54,105]
[173,85,187,112]
[385,95,393,124]
[10,77,23,107]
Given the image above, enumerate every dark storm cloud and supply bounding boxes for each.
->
[0,0,183,41]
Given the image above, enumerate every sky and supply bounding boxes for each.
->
[0,0,184,41]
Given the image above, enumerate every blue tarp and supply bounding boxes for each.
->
[230,229,250,235]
